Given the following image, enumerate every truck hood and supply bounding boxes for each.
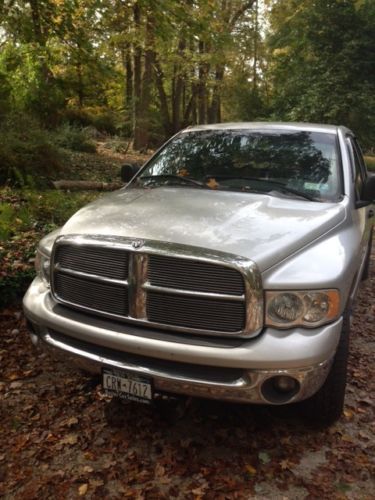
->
[61,187,346,272]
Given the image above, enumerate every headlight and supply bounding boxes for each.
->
[265,289,340,328]
[35,248,51,287]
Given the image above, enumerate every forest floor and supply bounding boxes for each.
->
[0,144,374,499]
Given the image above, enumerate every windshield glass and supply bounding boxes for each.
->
[133,129,341,202]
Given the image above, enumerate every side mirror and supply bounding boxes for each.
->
[362,175,375,203]
[120,163,141,183]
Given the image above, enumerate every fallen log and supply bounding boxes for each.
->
[52,180,123,191]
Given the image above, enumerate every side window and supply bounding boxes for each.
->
[353,138,368,179]
[347,137,365,199]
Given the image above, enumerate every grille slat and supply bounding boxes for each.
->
[55,245,129,280]
[55,273,129,316]
[147,292,245,332]
[149,255,244,295]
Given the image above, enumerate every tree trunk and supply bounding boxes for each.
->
[172,39,186,132]
[197,40,207,124]
[208,65,224,123]
[132,2,142,148]
[76,43,84,108]
[154,59,172,136]
[253,0,258,91]
[124,45,133,110]
[134,12,154,151]
[29,0,45,47]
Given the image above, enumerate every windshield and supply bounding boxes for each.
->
[133,129,341,202]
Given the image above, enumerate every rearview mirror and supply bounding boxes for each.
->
[120,163,141,183]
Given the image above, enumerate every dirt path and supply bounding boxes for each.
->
[0,257,374,499]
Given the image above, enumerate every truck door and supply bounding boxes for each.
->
[346,135,373,266]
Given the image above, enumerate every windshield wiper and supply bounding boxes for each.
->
[139,174,206,188]
[260,180,319,201]
[209,175,319,201]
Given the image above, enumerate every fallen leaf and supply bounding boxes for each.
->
[356,407,367,414]
[280,459,292,470]
[61,434,78,445]
[64,416,79,428]
[341,434,354,443]
[155,464,165,477]
[78,484,88,496]
[245,464,257,475]
[9,381,23,389]
[259,451,271,464]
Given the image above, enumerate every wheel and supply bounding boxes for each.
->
[299,310,350,426]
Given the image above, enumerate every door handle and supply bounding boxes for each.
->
[368,209,374,219]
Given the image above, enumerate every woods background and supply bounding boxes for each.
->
[0,0,374,186]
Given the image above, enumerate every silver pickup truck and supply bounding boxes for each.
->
[23,123,374,424]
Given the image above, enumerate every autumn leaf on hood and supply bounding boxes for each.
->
[177,168,189,177]
[206,177,219,189]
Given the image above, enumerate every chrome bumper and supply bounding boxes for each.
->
[23,278,342,404]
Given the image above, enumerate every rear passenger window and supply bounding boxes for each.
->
[347,137,365,199]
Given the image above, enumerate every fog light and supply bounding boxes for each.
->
[273,375,298,393]
[261,375,300,404]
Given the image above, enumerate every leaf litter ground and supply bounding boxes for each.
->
[1,252,373,499]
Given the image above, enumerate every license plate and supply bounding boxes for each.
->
[102,368,153,404]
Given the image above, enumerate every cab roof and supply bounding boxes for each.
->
[183,122,352,135]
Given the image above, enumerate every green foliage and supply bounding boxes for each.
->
[364,156,375,172]
[0,203,31,240]
[52,124,97,153]
[224,73,267,121]
[0,269,36,309]
[24,190,98,226]
[266,0,375,148]
[0,43,65,125]
[0,115,62,187]
[0,187,99,308]
[0,71,12,118]
[0,204,15,240]
[61,108,124,136]
[0,0,374,150]
[0,117,108,187]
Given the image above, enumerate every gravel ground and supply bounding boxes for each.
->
[0,254,374,499]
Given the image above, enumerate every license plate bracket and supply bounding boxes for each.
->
[102,367,153,404]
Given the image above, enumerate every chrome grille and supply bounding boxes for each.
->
[149,255,244,295]
[55,273,129,316]
[51,236,263,338]
[147,292,245,332]
[55,245,128,280]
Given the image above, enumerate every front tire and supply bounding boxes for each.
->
[299,311,350,425]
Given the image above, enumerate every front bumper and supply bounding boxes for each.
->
[23,278,343,404]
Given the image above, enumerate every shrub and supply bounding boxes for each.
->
[0,115,62,187]
[0,269,36,309]
[0,187,99,308]
[52,124,96,153]
[61,107,123,136]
